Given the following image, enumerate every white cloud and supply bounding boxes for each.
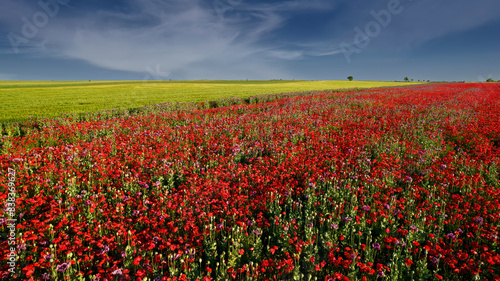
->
[28,0,332,79]
[264,50,304,60]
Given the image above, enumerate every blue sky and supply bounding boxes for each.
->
[0,0,499,81]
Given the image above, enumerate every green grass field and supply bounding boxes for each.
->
[0,80,422,123]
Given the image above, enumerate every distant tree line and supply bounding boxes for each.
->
[345,76,499,83]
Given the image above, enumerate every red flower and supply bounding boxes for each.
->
[133,256,142,266]
[270,246,278,255]
[22,265,35,278]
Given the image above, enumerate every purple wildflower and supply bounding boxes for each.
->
[395,240,406,247]
[17,243,26,252]
[56,262,70,272]
[372,243,381,250]
[100,244,109,254]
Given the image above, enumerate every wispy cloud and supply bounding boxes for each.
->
[18,0,332,79]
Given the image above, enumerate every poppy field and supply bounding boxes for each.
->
[1,83,500,280]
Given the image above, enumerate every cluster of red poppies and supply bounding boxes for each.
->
[1,83,499,280]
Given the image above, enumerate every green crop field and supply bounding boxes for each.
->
[0,80,422,123]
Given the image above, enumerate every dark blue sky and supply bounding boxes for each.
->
[1,0,499,81]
